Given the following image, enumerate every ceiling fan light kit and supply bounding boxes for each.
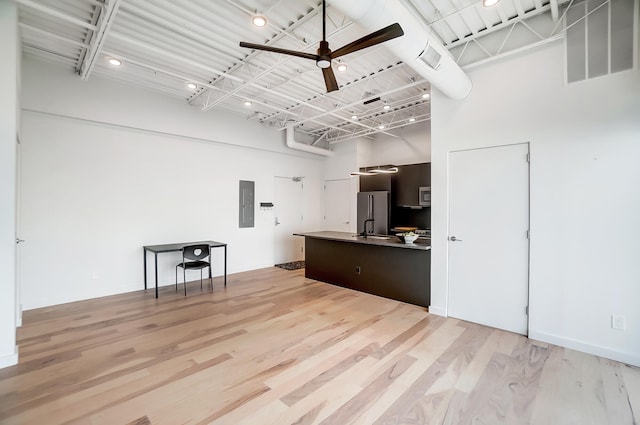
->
[239,0,404,93]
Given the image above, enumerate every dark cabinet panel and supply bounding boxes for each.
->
[359,173,392,192]
[394,163,430,207]
[305,237,430,307]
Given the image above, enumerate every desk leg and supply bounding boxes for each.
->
[143,248,147,290]
[154,252,159,299]
[224,245,227,287]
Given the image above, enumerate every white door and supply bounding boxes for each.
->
[274,176,304,264]
[323,179,350,232]
[15,135,22,326]
[448,143,530,335]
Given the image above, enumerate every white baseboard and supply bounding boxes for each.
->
[0,347,19,369]
[428,305,447,317]
[529,330,640,367]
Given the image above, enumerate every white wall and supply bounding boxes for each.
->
[0,0,19,368]
[362,121,431,166]
[431,41,640,366]
[20,58,325,310]
[323,140,359,233]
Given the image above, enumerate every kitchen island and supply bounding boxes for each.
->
[295,231,430,308]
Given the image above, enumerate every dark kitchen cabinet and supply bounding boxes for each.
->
[304,237,430,307]
[394,163,430,207]
[359,173,392,192]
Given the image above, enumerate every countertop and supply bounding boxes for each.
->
[295,231,431,251]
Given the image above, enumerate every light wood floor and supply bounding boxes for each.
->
[1,268,639,425]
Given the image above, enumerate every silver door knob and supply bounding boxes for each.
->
[448,236,462,242]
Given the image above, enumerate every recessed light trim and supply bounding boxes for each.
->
[351,115,358,120]
[252,15,267,27]
[378,125,385,130]
[186,82,197,90]
[482,0,500,7]
[244,100,252,107]
[383,104,391,110]
[422,92,430,99]
[336,62,348,72]
[409,117,416,122]
[107,57,122,66]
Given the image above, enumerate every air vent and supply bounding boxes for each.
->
[363,96,381,105]
[566,0,635,83]
[419,44,442,70]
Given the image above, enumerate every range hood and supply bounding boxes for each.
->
[327,0,472,100]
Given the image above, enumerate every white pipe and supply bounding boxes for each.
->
[285,127,334,156]
[327,0,473,100]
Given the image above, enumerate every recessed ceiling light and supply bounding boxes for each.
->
[409,117,416,122]
[244,100,252,107]
[422,93,430,99]
[482,0,500,6]
[378,125,385,130]
[383,104,391,110]
[351,115,358,120]
[336,62,348,72]
[107,57,122,66]
[186,82,197,90]
[252,15,267,27]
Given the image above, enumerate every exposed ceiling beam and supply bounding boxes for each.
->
[80,0,122,80]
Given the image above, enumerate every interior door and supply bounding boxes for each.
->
[448,143,530,335]
[15,135,22,326]
[323,179,350,232]
[274,176,304,264]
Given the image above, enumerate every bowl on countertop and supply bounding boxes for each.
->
[396,233,419,244]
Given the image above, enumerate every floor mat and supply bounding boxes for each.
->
[275,261,305,270]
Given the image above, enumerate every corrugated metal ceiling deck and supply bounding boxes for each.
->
[17,0,569,146]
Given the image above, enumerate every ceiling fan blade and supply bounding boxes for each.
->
[331,23,404,59]
[322,67,339,92]
[239,41,318,61]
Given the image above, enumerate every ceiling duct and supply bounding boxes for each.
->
[285,127,334,157]
[326,0,472,100]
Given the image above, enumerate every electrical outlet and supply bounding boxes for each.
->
[611,314,625,331]
[355,266,361,275]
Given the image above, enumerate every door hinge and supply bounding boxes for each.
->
[525,305,529,315]
[526,153,530,163]
[526,229,530,239]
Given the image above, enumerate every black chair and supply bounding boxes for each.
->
[175,244,212,295]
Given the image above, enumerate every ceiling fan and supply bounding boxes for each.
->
[239,1,404,93]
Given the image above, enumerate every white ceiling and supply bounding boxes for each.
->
[17,0,568,146]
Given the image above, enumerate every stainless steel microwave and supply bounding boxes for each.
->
[419,186,431,206]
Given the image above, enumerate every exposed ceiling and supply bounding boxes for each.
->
[17,0,569,147]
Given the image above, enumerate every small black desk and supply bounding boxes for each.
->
[143,240,227,298]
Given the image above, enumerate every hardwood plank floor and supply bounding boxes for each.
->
[0,267,638,424]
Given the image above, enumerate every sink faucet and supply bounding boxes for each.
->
[361,218,375,238]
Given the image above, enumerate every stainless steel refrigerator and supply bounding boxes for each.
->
[357,191,390,235]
